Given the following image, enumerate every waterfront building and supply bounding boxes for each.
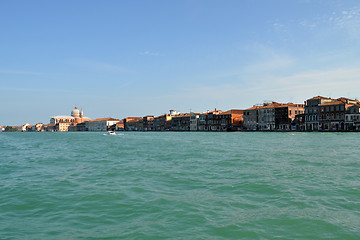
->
[86,118,120,131]
[31,123,44,132]
[15,123,31,132]
[171,114,191,131]
[50,106,90,131]
[68,122,88,131]
[215,109,244,131]
[197,110,223,131]
[345,104,360,131]
[197,113,207,131]
[43,124,56,132]
[115,120,125,131]
[190,113,200,131]
[153,110,180,131]
[275,104,304,131]
[0,126,4,132]
[319,97,358,131]
[57,122,72,132]
[293,113,305,131]
[257,102,279,131]
[123,117,143,131]
[143,116,155,131]
[243,105,262,131]
[26,125,33,132]
[244,102,304,131]
[304,96,334,131]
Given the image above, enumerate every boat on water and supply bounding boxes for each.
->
[107,131,116,135]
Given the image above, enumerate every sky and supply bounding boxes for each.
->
[1,0,360,125]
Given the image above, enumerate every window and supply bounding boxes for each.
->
[295,110,298,115]
[290,110,292,115]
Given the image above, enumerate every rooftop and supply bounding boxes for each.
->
[307,96,332,101]
[91,117,120,122]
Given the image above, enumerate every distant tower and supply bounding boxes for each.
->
[80,108,83,118]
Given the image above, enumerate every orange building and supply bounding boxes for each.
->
[50,106,91,131]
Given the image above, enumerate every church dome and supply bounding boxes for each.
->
[71,106,80,117]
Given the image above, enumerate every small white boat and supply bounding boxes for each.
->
[107,131,116,135]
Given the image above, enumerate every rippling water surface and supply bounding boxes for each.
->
[0,132,359,239]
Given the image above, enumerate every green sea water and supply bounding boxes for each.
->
[0,132,359,239]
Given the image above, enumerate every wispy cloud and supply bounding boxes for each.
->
[242,56,294,73]
[243,67,360,101]
[70,59,129,73]
[0,69,42,75]
[139,51,160,56]
[147,67,360,112]
[299,6,360,39]
[272,19,288,33]
[0,86,73,93]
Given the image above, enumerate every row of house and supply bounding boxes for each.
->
[120,96,360,132]
[303,96,360,131]
[3,96,360,132]
[121,109,244,132]
[243,102,305,131]
[2,118,122,132]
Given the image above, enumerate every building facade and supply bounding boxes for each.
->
[189,113,200,131]
[345,104,360,131]
[243,106,260,130]
[319,98,358,131]
[50,106,90,131]
[304,96,333,131]
[87,118,120,131]
[275,104,304,131]
[123,117,143,131]
[143,116,155,131]
[171,114,191,131]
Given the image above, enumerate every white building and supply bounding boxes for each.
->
[86,118,120,131]
[190,113,199,131]
[0,126,5,132]
[16,123,30,132]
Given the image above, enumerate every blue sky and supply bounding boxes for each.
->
[1,0,360,125]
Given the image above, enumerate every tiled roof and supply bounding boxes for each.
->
[172,113,191,118]
[126,119,142,123]
[307,96,332,100]
[222,109,244,115]
[245,102,303,111]
[337,97,355,101]
[319,100,345,106]
[125,117,142,120]
[91,117,120,122]
[245,105,263,111]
